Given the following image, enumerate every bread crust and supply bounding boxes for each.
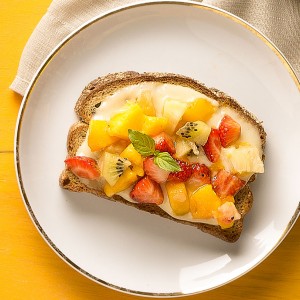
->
[60,71,266,243]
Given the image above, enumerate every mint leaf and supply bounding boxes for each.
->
[128,129,155,156]
[154,152,181,172]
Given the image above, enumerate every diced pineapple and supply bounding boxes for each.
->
[221,145,264,174]
[182,98,216,122]
[162,98,188,134]
[137,90,156,116]
[104,169,138,197]
[165,181,190,216]
[87,120,119,152]
[142,116,168,136]
[105,140,129,154]
[120,143,144,176]
[189,184,221,219]
[108,103,145,139]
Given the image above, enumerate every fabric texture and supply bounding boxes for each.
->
[10,0,300,95]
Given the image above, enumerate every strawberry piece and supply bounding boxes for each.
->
[168,159,192,182]
[130,176,164,204]
[188,163,211,186]
[153,132,176,155]
[143,156,170,183]
[203,129,221,163]
[212,170,245,198]
[218,115,241,147]
[65,156,100,180]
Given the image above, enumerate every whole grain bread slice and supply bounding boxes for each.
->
[60,71,266,243]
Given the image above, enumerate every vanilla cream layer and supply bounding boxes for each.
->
[76,82,263,225]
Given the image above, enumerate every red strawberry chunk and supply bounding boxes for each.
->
[130,176,164,204]
[188,163,211,186]
[203,129,221,163]
[212,170,245,198]
[143,156,170,183]
[153,132,176,155]
[218,115,241,147]
[65,156,100,180]
[168,159,192,182]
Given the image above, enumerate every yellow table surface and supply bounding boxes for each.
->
[1,1,300,299]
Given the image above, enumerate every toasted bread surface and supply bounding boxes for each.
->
[60,71,266,242]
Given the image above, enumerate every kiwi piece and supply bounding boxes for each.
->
[102,152,131,186]
[176,121,211,146]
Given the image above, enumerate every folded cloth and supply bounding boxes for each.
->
[10,0,300,96]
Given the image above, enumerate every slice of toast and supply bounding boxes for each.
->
[60,71,266,242]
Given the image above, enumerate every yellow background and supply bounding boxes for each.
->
[1,1,299,299]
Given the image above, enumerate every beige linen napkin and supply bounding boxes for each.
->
[11,0,300,96]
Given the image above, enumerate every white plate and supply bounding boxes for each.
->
[15,0,300,296]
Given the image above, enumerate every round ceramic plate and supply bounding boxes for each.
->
[15,0,300,296]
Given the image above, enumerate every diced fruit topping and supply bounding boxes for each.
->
[162,98,188,134]
[190,163,211,186]
[222,146,264,174]
[189,184,221,219]
[153,132,176,155]
[120,143,143,168]
[88,120,119,152]
[218,115,241,147]
[130,176,164,204]
[143,156,170,183]
[182,98,216,122]
[213,202,241,229]
[211,169,245,199]
[186,163,211,194]
[108,103,145,139]
[165,181,189,215]
[137,90,156,116]
[168,159,192,182]
[176,121,211,146]
[105,140,129,154]
[101,152,131,186]
[142,116,168,136]
[174,137,199,159]
[203,129,221,163]
[65,156,100,180]
[104,169,138,197]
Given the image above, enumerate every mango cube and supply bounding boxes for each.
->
[182,98,216,122]
[142,116,168,136]
[120,143,144,176]
[88,120,119,152]
[104,169,138,197]
[189,184,221,219]
[108,103,145,139]
[165,181,190,216]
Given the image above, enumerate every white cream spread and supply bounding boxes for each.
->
[76,82,264,225]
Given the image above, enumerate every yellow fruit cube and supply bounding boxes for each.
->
[189,184,221,219]
[120,143,145,176]
[182,98,216,122]
[165,181,190,216]
[162,98,188,134]
[108,103,145,139]
[104,169,138,197]
[142,116,168,136]
[137,90,156,116]
[88,120,119,152]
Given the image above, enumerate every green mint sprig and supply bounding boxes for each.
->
[128,129,181,172]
